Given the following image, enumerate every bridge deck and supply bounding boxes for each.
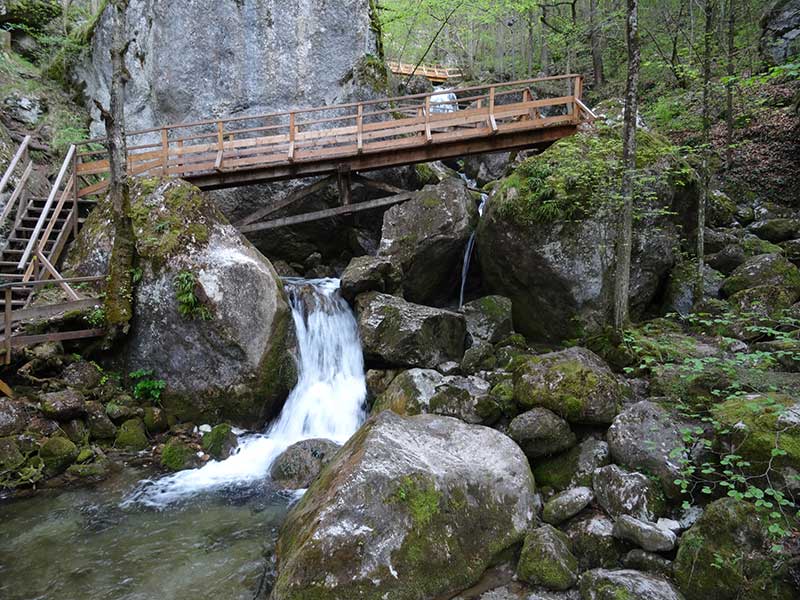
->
[75,75,594,196]
[387,61,462,82]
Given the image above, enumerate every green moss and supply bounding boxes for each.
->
[532,445,582,491]
[516,525,577,590]
[0,437,25,471]
[414,163,439,186]
[496,126,695,226]
[161,438,194,471]
[391,475,441,529]
[201,424,235,460]
[114,418,149,451]
[39,436,79,475]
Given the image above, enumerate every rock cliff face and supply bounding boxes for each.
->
[761,0,800,65]
[78,0,384,135]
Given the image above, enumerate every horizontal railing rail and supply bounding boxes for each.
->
[0,135,33,234]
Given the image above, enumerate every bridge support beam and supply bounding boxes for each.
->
[337,166,352,206]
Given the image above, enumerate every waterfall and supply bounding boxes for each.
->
[458,176,488,308]
[431,86,458,113]
[123,278,367,509]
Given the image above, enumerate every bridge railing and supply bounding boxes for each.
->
[74,74,593,197]
[387,61,463,80]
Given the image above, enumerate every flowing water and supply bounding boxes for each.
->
[0,278,367,599]
[431,87,458,113]
[459,177,489,308]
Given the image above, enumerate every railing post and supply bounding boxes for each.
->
[488,86,498,133]
[71,150,79,237]
[161,128,169,176]
[424,96,432,143]
[574,75,583,123]
[4,288,11,365]
[356,104,364,154]
[288,112,296,162]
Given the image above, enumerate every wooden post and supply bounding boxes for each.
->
[161,128,169,175]
[356,104,364,154]
[574,76,583,123]
[488,86,498,133]
[4,288,11,365]
[424,96,432,143]
[288,112,296,162]
[177,139,184,176]
[71,151,79,237]
[214,122,224,171]
[337,166,352,206]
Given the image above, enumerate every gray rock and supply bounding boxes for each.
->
[270,438,340,489]
[761,0,800,65]
[623,549,674,579]
[79,0,383,136]
[356,292,467,368]
[3,94,44,125]
[517,524,579,591]
[592,465,665,521]
[508,408,576,459]
[372,368,444,415]
[543,487,594,525]
[612,515,677,552]
[71,178,296,428]
[0,397,24,436]
[606,401,687,500]
[578,569,684,600]
[720,253,800,297]
[561,512,624,570]
[39,389,86,422]
[532,438,610,492]
[459,295,514,345]
[61,361,103,390]
[514,347,626,425]
[272,412,536,600]
[378,178,477,305]
[85,401,117,440]
[477,129,699,342]
[429,375,495,425]
[339,255,403,303]
[460,341,497,374]
[462,151,511,187]
[748,218,800,243]
[662,262,725,316]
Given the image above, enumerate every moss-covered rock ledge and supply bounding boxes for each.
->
[67,178,297,428]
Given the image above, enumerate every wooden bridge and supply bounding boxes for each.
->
[0,74,594,363]
[387,61,463,83]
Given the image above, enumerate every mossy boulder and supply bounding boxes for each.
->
[339,255,403,303]
[271,412,536,600]
[729,284,800,318]
[39,436,79,475]
[542,487,594,525]
[662,261,725,316]
[459,295,514,345]
[201,423,237,460]
[477,126,699,341]
[711,393,800,493]
[0,437,25,471]
[514,347,627,425]
[674,498,795,600]
[114,418,149,451]
[356,292,466,368]
[372,368,443,416]
[70,178,297,428]
[39,388,86,422]
[516,524,578,590]
[532,438,610,492]
[720,253,800,297]
[579,568,684,600]
[160,438,196,471]
[142,407,168,434]
[508,407,576,459]
[561,512,624,570]
[0,398,25,436]
[377,177,477,305]
[748,219,800,243]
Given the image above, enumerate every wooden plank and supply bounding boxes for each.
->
[234,175,335,228]
[0,160,33,223]
[239,192,414,233]
[4,288,10,365]
[0,328,106,350]
[10,298,100,324]
[35,250,79,301]
[356,104,363,153]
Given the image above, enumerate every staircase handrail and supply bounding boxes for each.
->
[0,135,30,195]
[17,145,75,271]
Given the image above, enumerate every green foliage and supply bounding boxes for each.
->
[174,270,212,321]
[86,306,106,327]
[130,368,166,405]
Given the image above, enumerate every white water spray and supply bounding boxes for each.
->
[124,278,367,508]
[431,86,458,113]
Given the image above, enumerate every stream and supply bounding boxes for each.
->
[0,278,367,599]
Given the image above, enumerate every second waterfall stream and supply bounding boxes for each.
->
[125,278,367,508]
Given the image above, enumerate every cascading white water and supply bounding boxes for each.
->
[458,174,488,308]
[123,278,367,509]
[431,86,458,113]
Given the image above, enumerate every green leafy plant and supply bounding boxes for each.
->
[86,307,106,327]
[174,270,212,321]
[130,369,166,405]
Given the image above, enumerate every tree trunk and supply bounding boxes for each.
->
[725,0,735,170]
[102,0,135,338]
[612,0,640,331]
[696,0,715,304]
[589,0,605,88]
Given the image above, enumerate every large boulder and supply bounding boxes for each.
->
[378,178,477,305]
[579,569,684,600]
[720,253,800,297]
[459,295,514,345]
[270,438,341,490]
[477,128,699,341]
[79,0,384,135]
[356,292,466,368]
[372,368,444,415]
[533,438,610,492]
[606,401,687,500]
[68,178,297,428]
[517,524,579,591]
[592,465,665,521]
[271,411,536,600]
[0,398,24,436]
[761,0,800,65]
[508,408,577,459]
[674,498,795,599]
[514,347,627,425]
[340,255,403,303]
